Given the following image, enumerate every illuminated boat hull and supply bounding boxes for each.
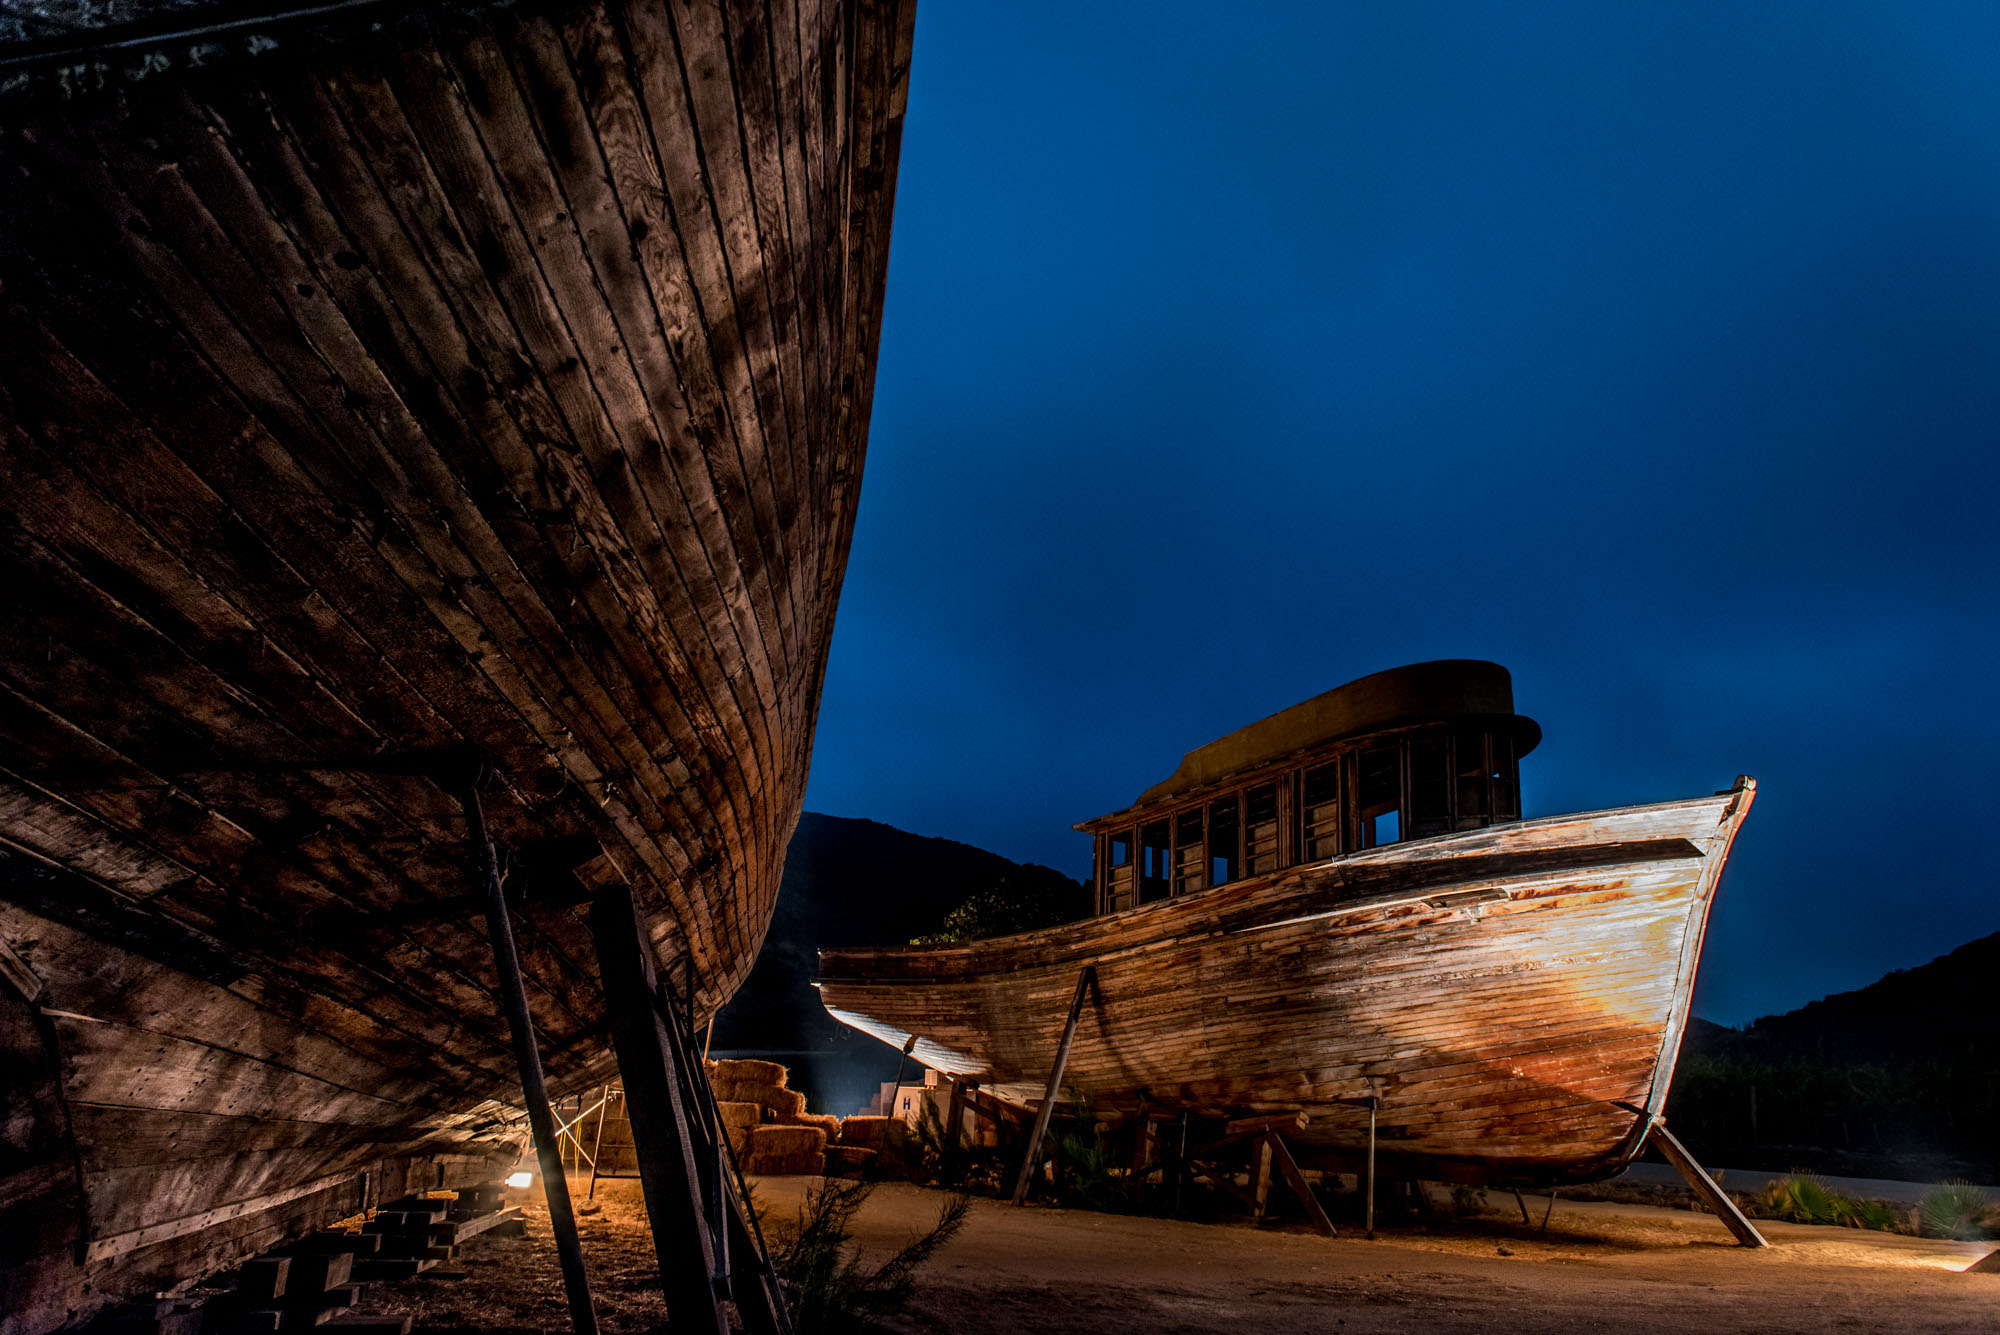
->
[818,780,1754,1186]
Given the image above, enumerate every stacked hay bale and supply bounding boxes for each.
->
[833,1114,919,1180]
[742,1124,827,1176]
[707,1059,836,1176]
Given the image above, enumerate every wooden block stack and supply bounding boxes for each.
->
[355,1197,451,1278]
[228,1248,362,1331]
[88,1297,204,1335]
[199,1183,522,1334]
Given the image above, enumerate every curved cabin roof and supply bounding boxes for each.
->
[1133,660,1543,808]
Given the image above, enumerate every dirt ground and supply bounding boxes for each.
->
[359,1176,1999,1334]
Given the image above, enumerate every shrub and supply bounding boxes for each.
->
[1918,1181,1992,1240]
[768,1179,971,1333]
[1756,1173,1895,1230]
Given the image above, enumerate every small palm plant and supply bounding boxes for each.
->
[1918,1181,1992,1241]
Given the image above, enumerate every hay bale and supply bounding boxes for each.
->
[779,1112,842,1139]
[716,1101,763,1133]
[823,1145,876,1181]
[743,1124,828,1177]
[713,1079,807,1117]
[712,1058,788,1087]
[836,1115,892,1149]
[746,1125,825,1158]
[744,1148,826,1177]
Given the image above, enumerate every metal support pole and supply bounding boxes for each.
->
[586,1086,609,1202]
[1011,966,1095,1206]
[886,1033,917,1119]
[1364,1096,1377,1240]
[463,778,598,1335]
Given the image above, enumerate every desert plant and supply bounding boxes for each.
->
[1918,1181,1991,1240]
[1760,1173,1845,1225]
[1047,1109,1130,1213]
[1843,1198,1899,1232]
[1758,1173,1901,1231]
[1448,1183,1490,1217]
[768,1179,971,1334]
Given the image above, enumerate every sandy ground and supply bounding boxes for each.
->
[357,1176,1999,1334]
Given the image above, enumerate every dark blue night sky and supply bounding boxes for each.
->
[801,2,2000,1026]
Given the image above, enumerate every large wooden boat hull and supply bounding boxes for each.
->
[0,0,912,1328]
[818,780,1755,1186]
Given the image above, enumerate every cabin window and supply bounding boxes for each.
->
[1102,829,1136,912]
[1409,737,1451,838]
[1300,761,1341,861]
[1492,732,1519,821]
[1244,785,1279,875]
[1454,728,1491,830]
[1139,820,1172,904]
[1358,746,1401,848]
[1208,794,1240,885]
[1174,807,1207,895]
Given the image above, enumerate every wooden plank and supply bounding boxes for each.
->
[1264,1133,1336,1238]
[85,1172,361,1264]
[590,882,730,1335]
[1647,1120,1768,1248]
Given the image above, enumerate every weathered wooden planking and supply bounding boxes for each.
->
[820,788,1750,1182]
[0,0,915,1329]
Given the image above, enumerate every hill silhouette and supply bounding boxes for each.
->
[1690,930,1998,1066]
[1672,931,1999,1180]
[710,813,1087,1112]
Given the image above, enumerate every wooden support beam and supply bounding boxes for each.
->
[943,1079,969,1179]
[1250,1136,1273,1221]
[1010,965,1095,1206]
[1365,1095,1378,1240]
[589,883,731,1335]
[463,779,597,1335]
[1647,1120,1768,1248]
[1264,1133,1337,1238]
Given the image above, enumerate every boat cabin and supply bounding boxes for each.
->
[1077,661,1543,915]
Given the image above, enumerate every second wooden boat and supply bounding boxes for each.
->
[818,661,1755,1186]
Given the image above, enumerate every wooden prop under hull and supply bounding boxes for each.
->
[818,780,1755,1187]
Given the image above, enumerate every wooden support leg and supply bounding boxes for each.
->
[1364,1096,1378,1240]
[462,780,598,1335]
[1648,1120,1768,1248]
[1540,1187,1558,1234]
[1265,1133,1336,1238]
[586,1088,608,1203]
[1010,966,1096,1206]
[1251,1135,1273,1222]
[1514,1189,1531,1225]
[1173,1113,1189,1216]
[885,1033,917,1119]
[942,1079,968,1181]
[589,884,732,1335]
